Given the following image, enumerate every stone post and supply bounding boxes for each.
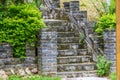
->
[104,30,116,72]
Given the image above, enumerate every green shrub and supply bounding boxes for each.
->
[109,72,116,80]
[96,55,111,77]
[0,3,45,57]
[95,13,116,34]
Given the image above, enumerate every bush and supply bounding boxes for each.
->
[95,13,116,34]
[96,55,111,77]
[0,3,45,57]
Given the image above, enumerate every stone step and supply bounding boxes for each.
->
[57,32,79,37]
[57,26,76,32]
[57,43,80,50]
[57,63,96,72]
[57,37,79,43]
[57,55,92,64]
[58,49,89,56]
[57,70,97,78]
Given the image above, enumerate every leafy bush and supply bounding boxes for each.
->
[0,3,45,57]
[109,72,116,80]
[96,55,111,76]
[95,13,116,34]
[8,75,61,80]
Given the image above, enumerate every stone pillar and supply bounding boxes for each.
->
[104,30,116,72]
[70,1,80,13]
[40,31,57,75]
[37,20,66,76]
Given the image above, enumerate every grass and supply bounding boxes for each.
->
[3,75,61,80]
[109,72,116,80]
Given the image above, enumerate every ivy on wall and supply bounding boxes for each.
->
[0,3,45,58]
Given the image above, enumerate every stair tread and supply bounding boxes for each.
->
[57,55,92,58]
[57,70,97,74]
[58,49,87,51]
[57,62,96,66]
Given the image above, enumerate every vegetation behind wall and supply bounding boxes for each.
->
[0,3,45,57]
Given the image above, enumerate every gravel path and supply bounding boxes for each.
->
[62,77,109,80]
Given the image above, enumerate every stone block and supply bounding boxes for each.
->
[104,37,116,43]
[110,67,116,72]
[70,1,79,12]
[104,43,116,49]
[64,50,77,56]
[83,65,95,71]
[104,31,116,37]
[106,55,116,61]
[41,32,57,40]
[57,44,70,50]
[57,58,68,64]
[25,57,36,64]
[0,53,13,58]
[104,49,116,55]
[65,66,76,71]
[81,57,90,62]
[111,61,116,67]
[77,49,87,55]
[70,44,78,49]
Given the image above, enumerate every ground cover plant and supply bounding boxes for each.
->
[6,75,61,80]
[109,72,116,80]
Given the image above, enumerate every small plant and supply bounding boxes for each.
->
[109,72,116,80]
[96,55,111,77]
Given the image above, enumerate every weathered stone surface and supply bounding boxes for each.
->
[83,65,95,71]
[104,31,116,37]
[104,49,116,55]
[77,49,88,55]
[104,30,116,72]
[0,69,8,79]
[104,43,116,49]
[57,71,97,78]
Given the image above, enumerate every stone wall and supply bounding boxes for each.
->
[104,30,116,72]
[0,43,37,77]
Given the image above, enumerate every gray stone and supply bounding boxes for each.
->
[104,43,116,49]
[104,49,116,55]
[83,65,95,71]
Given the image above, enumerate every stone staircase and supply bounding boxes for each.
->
[56,25,97,78]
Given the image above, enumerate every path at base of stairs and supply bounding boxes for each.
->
[62,77,110,80]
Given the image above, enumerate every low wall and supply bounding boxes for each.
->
[0,43,37,78]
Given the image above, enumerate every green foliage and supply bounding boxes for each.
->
[8,75,61,80]
[8,75,22,80]
[0,3,45,57]
[109,0,116,14]
[109,72,116,80]
[95,13,116,34]
[96,55,111,77]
